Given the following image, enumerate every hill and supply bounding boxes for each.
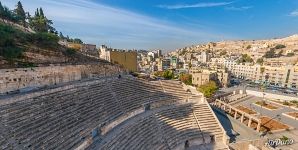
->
[0,22,107,69]
[0,1,107,69]
[170,35,298,56]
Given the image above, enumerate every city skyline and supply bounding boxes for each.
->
[3,0,298,51]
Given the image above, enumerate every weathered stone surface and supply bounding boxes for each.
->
[0,64,122,94]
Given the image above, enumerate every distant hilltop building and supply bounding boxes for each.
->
[58,40,99,57]
[147,50,162,59]
[81,44,99,57]
[100,45,138,72]
[81,44,96,52]
[58,39,82,50]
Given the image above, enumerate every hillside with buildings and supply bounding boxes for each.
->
[137,34,298,90]
[169,35,298,63]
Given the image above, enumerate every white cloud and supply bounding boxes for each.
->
[225,6,253,11]
[289,10,298,17]
[1,0,236,51]
[157,2,233,9]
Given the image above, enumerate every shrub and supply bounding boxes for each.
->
[220,50,227,56]
[179,74,192,85]
[198,81,218,98]
[263,48,276,58]
[17,62,36,68]
[65,48,76,56]
[154,71,164,77]
[286,53,294,57]
[237,54,253,63]
[29,32,59,49]
[0,46,23,60]
[256,101,267,106]
[283,101,290,106]
[275,44,286,49]
[256,58,264,65]
[162,70,174,79]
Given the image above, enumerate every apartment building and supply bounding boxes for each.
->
[229,64,298,88]
[190,68,230,87]
[217,69,231,88]
[196,52,210,63]
[191,69,216,87]
[209,58,226,68]
[224,59,237,70]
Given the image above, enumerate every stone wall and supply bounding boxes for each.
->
[0,64,122,94]
[110,51,138,72]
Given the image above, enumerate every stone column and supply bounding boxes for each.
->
[215,101,218,107]
[229,107,232,114]
[256,120,261,132]
[234,111,237,119]
[248,117,252,128]
[240,114,244,123]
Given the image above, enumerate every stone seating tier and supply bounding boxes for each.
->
[0,77,225,150]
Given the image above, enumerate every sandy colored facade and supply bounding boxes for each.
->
[190,68,230,87]
[109,51,138,72]
[100,45,138,72]
[229,64,298,88]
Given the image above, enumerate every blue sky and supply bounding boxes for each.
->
[2,0,298,51]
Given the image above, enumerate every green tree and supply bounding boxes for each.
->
[188,62,192,69]
[220,50,227,56]
[65,48,76,56]
[2,6,15,22]
[14,1,26,26]
[154,71,163,77]
[59,32,64,39]
[263,48,275,58]
[275,44,286,49]
[179,74,192,85]
[260,67,265,74]
[256,58,264,65]
[73,38,83,44]
[286,53,294,57]
[163,70,174,79]
[39,7,44,18]
[197,81,218,98]
[29,7,55,33]
[0,2,4,18]
[0,23,25,62]
[30,32,59,49]
[237,54,253,63]
[35,8,39,17]
[246,45,251,49]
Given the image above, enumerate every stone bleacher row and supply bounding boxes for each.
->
[0,77,191,149]
[91,103,227,150]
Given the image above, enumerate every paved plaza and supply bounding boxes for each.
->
[235,96,298,129]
